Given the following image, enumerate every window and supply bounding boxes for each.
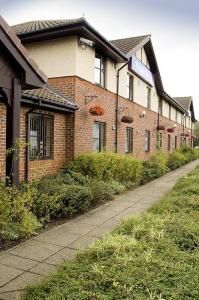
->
[144,130,150,152]
[156,132,163,149]
[175,136,178,149]
[93,122,106,152]
[95,53,105,87]
[127,74,134,100]
[146,87,151,109]
[125,128,133,153]
[168,134,171,151]
[29,114,53,160]
[159,99,163,115]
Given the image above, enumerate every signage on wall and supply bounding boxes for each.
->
[129,55,154,86]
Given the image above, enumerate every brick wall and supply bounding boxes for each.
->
[19,106,74,181]
[0,102,6,179]
[49,76,192,160]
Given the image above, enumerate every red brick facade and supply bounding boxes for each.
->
[49,76,192,160]
[19,107,74,181]
[0,102,6,179]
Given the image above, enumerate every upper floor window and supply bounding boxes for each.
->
[144,130,150,152]
[146,87,151,109]
[127,74,134,100]
[95,53,105,87]
[29,114,53,160]
[125,127,133,153]
[175,110,178,122]
[93,122,106,152]
[159,99,163,115]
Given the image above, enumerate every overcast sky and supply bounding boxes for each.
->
[1,0,199,118]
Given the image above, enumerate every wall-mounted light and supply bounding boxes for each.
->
[140,110,146,118]
[173,124,177,128]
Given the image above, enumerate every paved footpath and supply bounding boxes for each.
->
[0,159,199,300]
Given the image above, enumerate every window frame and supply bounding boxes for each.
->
[126,73,134,101]
[95,53,105,88]
[156,132,163,149]
[125,127,133,153]
[168,134,171,151]
[93,121,106,152]
[28,113,53,161]
[144,130,150,152]
[159,99,163,115]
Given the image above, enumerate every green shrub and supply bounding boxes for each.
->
[141,151,168,184]
[167,150,186,170]
[89,181,114,203]
[57,185,93,216]
[0,183,40,242]
[179,147,199,162]
[69,152,142,184]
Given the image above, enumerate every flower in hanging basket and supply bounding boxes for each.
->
[167,128,175,133]
[185,133,190,137]
[156,125,165,131]
[121,116,133,124]
[89,105,105,116]
[180,133,185,137]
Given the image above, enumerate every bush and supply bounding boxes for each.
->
[89,181,114,203]
[167,150,186,170]
[179,147,199,162]
[0,182,40,242]
[69,152,142,185]
[141,151,168,184]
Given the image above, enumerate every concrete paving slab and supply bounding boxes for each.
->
[0,290,24,300]
[0,272,42,293]
[0,254,37,271]
[59,222,95,235]
[30,263,57,276]
[34,229,80,247]
[8,240,62,262]
[0,265,23,288]
[68,235,98,250]
[73,214,108,226]
[88,218,121,237]
[44,248,76,266]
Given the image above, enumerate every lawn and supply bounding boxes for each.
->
[22,165,199,300]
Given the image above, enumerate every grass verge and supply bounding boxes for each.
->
[22,166,199,300]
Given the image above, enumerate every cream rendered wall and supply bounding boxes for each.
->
[106,58,117,93]
[150,88,159,113]
[170,106,176,122]
[25,36,77,78]
[177,111,182,124]
[162,100,169,118]
[76,42,95,83]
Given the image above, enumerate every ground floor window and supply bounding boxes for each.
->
[156,132,163,149]
[125,127,133,153]
[29,113,53,160]
[175,136,178,149]
[168,134,171,151]
[93,122,106,152]
[144,130,150,152]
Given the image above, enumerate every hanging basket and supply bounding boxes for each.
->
[89,105,105,116]
[180,133,185,137]
[156,125,165,131]
[121,116,133,124]
[167,128,175,133]
[185,133,190,137]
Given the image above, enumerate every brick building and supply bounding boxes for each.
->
[0,16,196,183]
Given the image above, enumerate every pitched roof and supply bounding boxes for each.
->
[12,18,84,36]
[21,85,78,111]
[0,15,47,85]
[173,97,192,112]
[110,35,151,56]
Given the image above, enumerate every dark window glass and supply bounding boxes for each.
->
[168,134,171,151]
[175,136,178,149]
[127,74,134,100]
[125,127,133,153]
[156,132,163,149]
[147,87,151,109]
[95,53,105,87]
[29,114,53,160]
[144,130,150,152]
[93,122,106,152]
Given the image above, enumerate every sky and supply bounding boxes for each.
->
[1,0,199,118]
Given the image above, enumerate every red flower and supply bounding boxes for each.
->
[89,105,105,116]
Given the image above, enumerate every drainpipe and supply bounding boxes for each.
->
[115,62,128,153]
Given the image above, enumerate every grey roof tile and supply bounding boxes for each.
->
[173,97,192,112]
[110,35,150,55]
